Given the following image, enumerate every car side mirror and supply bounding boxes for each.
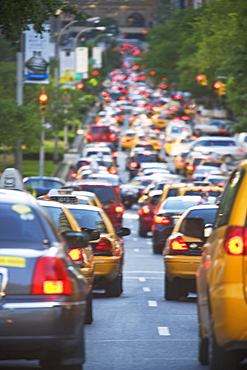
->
[116,227,131,237]
[62,230,89,249]
[180,217,205,239]
[90,230,100,241]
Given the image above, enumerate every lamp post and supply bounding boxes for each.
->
[73,26,106,50]
[92,33,113,47]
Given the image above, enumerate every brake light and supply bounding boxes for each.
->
[238,149,245,153]
[170,237,188,251]
[129,161,138,168]
[186,165,195,172]
[112,151,118,158]
[31,257,72,295]
[70,172,77,179]
[115,206,124,213]
[109,167,118,174]
[154,216,171,225]
[110,134,116,141]
[140,205,150,214]
[224,226,247,255]
[94,237,112,254]
[86,134,91,140]
[68,248,82,262]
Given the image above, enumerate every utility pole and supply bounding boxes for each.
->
[16,37,24,174]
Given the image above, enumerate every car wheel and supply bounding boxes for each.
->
[222,154,233,164]
[139,225,147,237]
[164,274,181,301]
[152,243,163,254]
[198,325,209,365]
[105,273,122,297]
[209,325,241,370]
[84,289,93,325]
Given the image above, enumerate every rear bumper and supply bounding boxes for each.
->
[0,300,86,358]
[165,255,201,280]
[93,256,122,281]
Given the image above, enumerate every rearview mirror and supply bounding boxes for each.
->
[116,227,131,237]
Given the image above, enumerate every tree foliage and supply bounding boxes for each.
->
[0,0,84,40]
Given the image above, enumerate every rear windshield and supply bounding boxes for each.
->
[91,126,110,134]
[0,204,46,242]
[167,188,179,197]
[68,208,108,233]
[77,185,116,203]
[161,199,199,212]
[184,208,218,226]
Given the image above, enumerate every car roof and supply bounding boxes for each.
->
[68,179,115,187]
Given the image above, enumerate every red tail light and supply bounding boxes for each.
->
[224,226,247,255]
[109,167,118,174]
[68,248,83,262]
[238,149,245,153]
[31,257,72,295]
[86,134,91,140]
[140,205,151,214]
[186,165,195,172]
[70,172,77,179]
[110,134,116,141]
[94,237,112,254]
[170,237,188,251]
[129,161,138,168]
[154,216,171,225]
[115,206,124,213]
[112,151,118,158]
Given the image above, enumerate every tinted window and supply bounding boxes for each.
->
[91,126,100,133]
[214,168,244,227]
[185,208,218,226]
[167,188,179,197]
[68,209,107,233]
[42,205,73,233]
[78,185,116,203]
[0,204,45,242]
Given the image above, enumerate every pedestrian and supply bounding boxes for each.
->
[198,191,209,204]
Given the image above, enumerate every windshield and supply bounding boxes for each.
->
[68,208,108,233]
[160,199,199,212]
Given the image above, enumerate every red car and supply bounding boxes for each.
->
[86,124,118,149]
[138,190,162,237]
[64,180,124,228]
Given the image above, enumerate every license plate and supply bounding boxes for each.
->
[102,136,107,139]
[0,256,26,268]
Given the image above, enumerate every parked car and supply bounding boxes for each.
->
[163,204,218,301]
[196,160,247,368]
[0,169,88,369]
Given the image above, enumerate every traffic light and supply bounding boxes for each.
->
[219,83,226,96]
[212,81,224,95]
[76,82,84,89]
[38,93,48,114]
[195,74,208,86]
[91,71,99,76]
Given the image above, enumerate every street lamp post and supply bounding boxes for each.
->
[73,26,106,50]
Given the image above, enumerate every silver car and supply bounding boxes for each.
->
[188,136,246,163]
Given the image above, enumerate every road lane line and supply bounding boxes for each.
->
[148,300,157,307]
[138,277,146,282]
[134,248,139,252]
[143,287,151,292]
[158,327,171,336]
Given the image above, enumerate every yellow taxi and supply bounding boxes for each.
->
[65,204,130,297]
[164,137,192,156]
[177,184,223,198]
[37,199,95,324]
[142,133,162,151]
[163,204,218,300]
[151,110,174,130]
[174,151,191,174]
[154,183,186,214]
[196,160,247,368]
[185,155,206,178]
[120,130,138,151]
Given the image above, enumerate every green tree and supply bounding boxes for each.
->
[0,0,84,40]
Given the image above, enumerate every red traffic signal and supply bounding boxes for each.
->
[91,71,99,76]
[195,74,205,82]
[38,93,48,102]
[213,81,223,89]
[76,83,84,89]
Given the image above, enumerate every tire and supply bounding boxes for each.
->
[222,154,233,164]
[209,327,241,370]
[139,225,147,237]
[152,243,163,254]
[198,326,209,365]
[164,275,182,301]
[105,273,122,297]
[84,289,93,325]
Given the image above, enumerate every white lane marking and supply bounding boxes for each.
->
[146,241,152,245]
[138,277,146,282]
[132,238,138,241]
[134,248,139,252]
[125,271,163,274]
[123,214,138,219]
[158,327,171,336]
[143,287,151,292]
[148,300,157,307]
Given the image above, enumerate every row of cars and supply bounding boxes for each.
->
[0,166,130,368]
[98,63,247,368]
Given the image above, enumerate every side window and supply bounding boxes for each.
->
[214,168,244,227]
